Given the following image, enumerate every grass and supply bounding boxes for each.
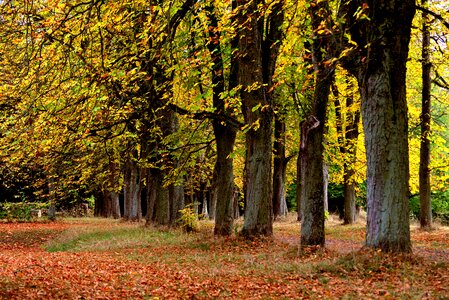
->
[45,221,181,252]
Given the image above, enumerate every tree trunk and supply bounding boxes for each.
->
[209,187,217,220]
[419,0,432,229]
[323,162,329,213]
[343,92,360,224]
[213,128,237,234]
[145,172,156,222]
[358,1,414,252]
[323,123,329,214]
[204,2,238,235]
[201,189,209,219]
[238,0,284,237]
[360,68,412,252]
[123,153,142,221]
[170,184,185,224]
[273,117,288,219]
[340,0,415,252]
[151,169,170,225]
[333,81,360,224]
[111,191,120,219]
[300,103,331,247]
[296,41,314,223]
[300,0,335,248]
[96,191,120,219]
[233,187,241,219]
[94,192,105,217]
[241,109,273,237]
[238,0,273,235]
[296,131,303,221]
[146,105,183,226]
[343,171,357,224]
[345,83,360,225]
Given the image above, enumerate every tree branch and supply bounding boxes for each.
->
[433,69,449,90]
[168,103,244,129]
[168,0,196,41]
[416,5,449,30]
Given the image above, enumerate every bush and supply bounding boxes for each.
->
[286,183,297,212]
[409,195,420,219]
[177,204,200,232]
[432,191,449,224]
[0,202,49,222]
[409,191,449,224]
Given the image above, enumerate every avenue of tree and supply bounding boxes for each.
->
[0,0,448,253]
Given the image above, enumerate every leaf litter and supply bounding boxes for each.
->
[0,219,448,299]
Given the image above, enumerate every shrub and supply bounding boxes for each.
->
[177,204,200,233]
[432,191,449,224]
[409,191,449,224]
[0,202,49,222]
[286,183,297,212]
[409,195,420,219]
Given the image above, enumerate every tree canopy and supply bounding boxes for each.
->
[1,0,449,252]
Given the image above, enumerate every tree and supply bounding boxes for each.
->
[419,0,432,229]
[0,0,200,223]
[272,116,290,219]
[332,74,361,224]
[299,0,335,247]
[203,0,239,235]
[123,149,142,221]
[237,0,285,237]
[341,0,415,252]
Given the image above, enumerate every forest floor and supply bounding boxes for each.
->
[0,214,448,299]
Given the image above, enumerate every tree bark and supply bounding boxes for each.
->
[300,0,335,248]
[213,129,237,234]
[209,187,217,220]
[419,0,432,229]
[151,168,170,225]
[238,0,272,237]
[296,124,303,222]
[343,87,360,225]
[300,100,331,247]
[343,170,357,224]
[323,161,329,213]
[343,0,415,252]
[123,151,142,221]
[95,191,120,219]
[273,117,288,219]
[296,42,314,223]
[238,0,284,237]
[170,183,185,224]
[241,99,273,236]
[204,2,238,235]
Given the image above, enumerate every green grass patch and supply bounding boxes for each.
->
[45,224,180,252]
[325,224,365,242]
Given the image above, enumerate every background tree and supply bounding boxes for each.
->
[331,72,361,224]
[419,0,432,229]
